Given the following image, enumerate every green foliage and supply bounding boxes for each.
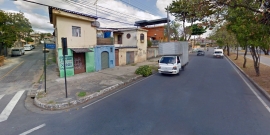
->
[147,39,152,47]
[164,21,181,41]
[191,24,207,35]
[25,37,34,42]
[78,91,86,97]
[135,65,152,77]
[0,10,33,48]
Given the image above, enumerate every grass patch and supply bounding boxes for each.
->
[131,63,137,66]
[48,100,55,104]
[78,91,86,97]
[150,65,158,72]
[37,92,45,99]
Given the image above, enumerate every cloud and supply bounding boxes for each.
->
[156,0,173,15]
[0,0,4,4]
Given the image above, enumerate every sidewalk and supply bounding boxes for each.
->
[33,56,160,110]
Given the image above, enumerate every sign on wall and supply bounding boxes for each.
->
[59,56,73,70]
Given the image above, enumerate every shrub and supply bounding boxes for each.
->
[135,65,152,77]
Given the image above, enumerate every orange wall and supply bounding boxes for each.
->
[143,26,167,42]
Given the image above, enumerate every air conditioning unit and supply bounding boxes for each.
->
[91,21,100,28]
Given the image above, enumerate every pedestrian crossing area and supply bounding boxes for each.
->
[0,90,25,122]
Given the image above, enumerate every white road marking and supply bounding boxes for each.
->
[83,74,156,109]
[19,124,46,135]
[0,90,25,122]
[226,57,270,113]
[0,94,4,100]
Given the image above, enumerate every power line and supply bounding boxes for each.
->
[72,0,142,20]
[17,0,135,26]
[62,0,136,25]
[59,0,135,25]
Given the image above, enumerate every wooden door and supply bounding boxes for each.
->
[73,53,86,74]
[115,49,119,66]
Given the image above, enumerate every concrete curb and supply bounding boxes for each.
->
[225,55,270,101]
[34,75,143,110]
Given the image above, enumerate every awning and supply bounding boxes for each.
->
[70,48,93,53]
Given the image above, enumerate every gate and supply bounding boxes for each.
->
[126,51,134,64]
[101,51,109,69]
[115,49,119,66]
[73,53,86,74]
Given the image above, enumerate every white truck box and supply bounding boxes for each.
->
[159,41,189,66]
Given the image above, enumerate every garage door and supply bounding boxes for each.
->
[101,51,109,69]
[126,51,134,64]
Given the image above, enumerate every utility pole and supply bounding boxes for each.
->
[94,0,99,16]
[167,6,170,42]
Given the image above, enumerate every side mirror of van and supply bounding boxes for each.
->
[177,60,180,63]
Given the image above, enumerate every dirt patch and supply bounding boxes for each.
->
[227,53,270,93]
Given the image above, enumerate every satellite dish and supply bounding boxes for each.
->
[91,21,100,28]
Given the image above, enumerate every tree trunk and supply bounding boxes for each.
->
[235,44,239,60]
[249,46,260,76]
[243,45,247,68]
[262,48,269,55]
[226,44,230,56]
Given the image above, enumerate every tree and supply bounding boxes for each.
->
[164,21,181,41]
[0,10,33,48]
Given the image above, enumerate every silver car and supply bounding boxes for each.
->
[11,48,25,56]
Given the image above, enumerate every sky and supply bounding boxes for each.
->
[0,0,209,37]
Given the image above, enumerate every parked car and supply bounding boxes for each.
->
[24,44,32,51]
[197,50,205,56]
[30,45,35,49]
[11,48,25,57]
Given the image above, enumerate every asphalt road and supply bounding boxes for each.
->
[1,49,270,135]
[0,45,44,95]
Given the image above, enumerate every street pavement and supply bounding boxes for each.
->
[35,53,160,110]
[1,47,270,134]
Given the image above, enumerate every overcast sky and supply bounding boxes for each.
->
[0,0,174,33]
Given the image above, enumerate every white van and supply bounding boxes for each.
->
[213,49,224,58]
[11,48,25,56]
[24,44,32,51]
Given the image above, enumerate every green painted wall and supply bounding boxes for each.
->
[86,48,95,72]
[58,48,74,78]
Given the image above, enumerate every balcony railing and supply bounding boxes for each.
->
[97,38,113,45]
[114,41,122,44]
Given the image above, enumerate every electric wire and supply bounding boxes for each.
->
[60,0,135,25]
[63,0,140,21]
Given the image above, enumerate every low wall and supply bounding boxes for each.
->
[147,47,159,59]
[0,56,4,66]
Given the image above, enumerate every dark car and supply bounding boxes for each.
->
[197,50,205,56]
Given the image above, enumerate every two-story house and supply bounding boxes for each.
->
[49,7,110,77]
[97,28,148,66]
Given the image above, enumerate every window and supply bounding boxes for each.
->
[140,33,144,41]
[126,33,131,39]
[72,26,81,37]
